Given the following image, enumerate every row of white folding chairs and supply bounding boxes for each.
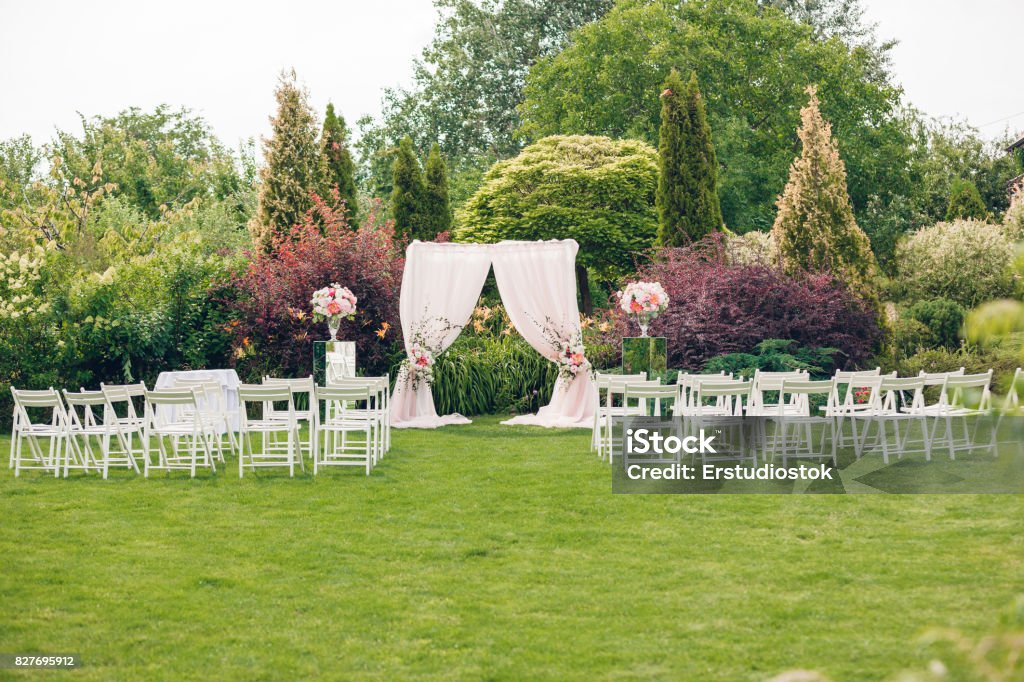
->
[9,376,391,478]
[10,383,157,478]
[590,368,1000,465]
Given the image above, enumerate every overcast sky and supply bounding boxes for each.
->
[1,0,1022,150]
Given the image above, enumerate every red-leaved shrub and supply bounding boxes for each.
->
[624,237,882,369]
[223,195,405,379]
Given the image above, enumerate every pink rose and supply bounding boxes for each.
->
[326,301,342,315]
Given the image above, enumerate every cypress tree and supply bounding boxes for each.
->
[250,70,322,249]
[391,136,425,242]
[945,178,987,221]
[656,70,722,246]
[771,86,877,294]
[421,144,452,239]
[320,102,359,226]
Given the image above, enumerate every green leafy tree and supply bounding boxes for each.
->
[391,137,426,241]
[519,0,909,236]
[356,0,613,202]
[455,135,659,314]
[771,86,877,294]
[51,106,242,220]
[320,103,359,226]
[657,70,722,245]
[945,178,987,221]
[421,144,452,239]
[251,71,322,249]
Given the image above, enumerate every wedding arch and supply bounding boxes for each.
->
[390,239,597,429]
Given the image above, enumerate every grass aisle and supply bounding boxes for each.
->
[1,417,1021,681]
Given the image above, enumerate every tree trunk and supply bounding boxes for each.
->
[576,264,593,316]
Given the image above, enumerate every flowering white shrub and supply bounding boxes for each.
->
[0,245,51,320]
[726,230,777,266]
[897,219,1016,307]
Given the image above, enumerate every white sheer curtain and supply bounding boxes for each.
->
[390,241,492,428]
[492,240,597,427]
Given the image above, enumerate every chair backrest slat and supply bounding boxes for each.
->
[239,384,293,402]
[145,389,198,406]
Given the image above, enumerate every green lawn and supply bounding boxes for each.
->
[1,417,1021,681]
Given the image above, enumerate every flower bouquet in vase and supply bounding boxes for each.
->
[311,284,357,341]
[618,281,669,337]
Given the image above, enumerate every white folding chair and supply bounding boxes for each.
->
[172,377,237,460]
[262,376,316,460]
[143,388,218,477]
[9,387,70,477]
[688,379,756,464]
[1001,367,1024,413]
[859,376,931,463]
[313,385,379,475]
[63,389,121,477]
[327,376,391,459]
[747,370,809,416]
[913,368,966,415]
[690,378,749,417]
[826,375,889,457]
[591,372,647,459]
[623,383,679,418]
[829,368,881,410]
[931,371,995,459]
[604,378,662,462]
[674,371,730,416]
[765,379,838,467]
[100,382,148,470]
[238,384,303,477]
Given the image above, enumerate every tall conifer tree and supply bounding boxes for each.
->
[251,70,322,249]
[656,70,722,245]
[320,102,359,226]
[945,178,987,221]
[421,144,452,239]
[391,136,425,242]
[772,86,877,293]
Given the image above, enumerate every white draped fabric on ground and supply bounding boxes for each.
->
[492,241,596,428]
[389,239,597,429]
[390,242,492,428]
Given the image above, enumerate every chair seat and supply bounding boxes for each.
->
[321,417,376,430]
[18,424,66,436]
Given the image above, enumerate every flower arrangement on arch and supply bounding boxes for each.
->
[617,280,669,336]
[533,314,592,386]
[557,338,591,383]
[402,342,436,389]
[398,313,461,390]
[311,283,357,340]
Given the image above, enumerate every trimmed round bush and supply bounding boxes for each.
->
[905,298,965,349]
[890,317,931,359]
[455,135,659,279]
[896,219,1015,307]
